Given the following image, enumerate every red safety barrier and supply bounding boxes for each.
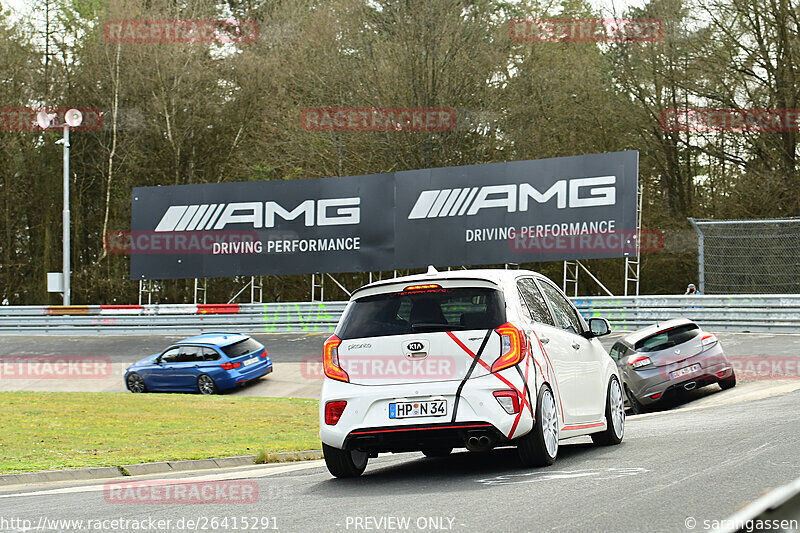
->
[197,304,240,314]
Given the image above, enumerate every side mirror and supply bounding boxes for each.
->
[585,317,611,338]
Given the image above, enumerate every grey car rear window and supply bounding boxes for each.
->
[634,324,700,352]
[338,286,506,339]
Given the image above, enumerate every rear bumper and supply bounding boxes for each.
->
[625,347,732,405]
[343,422,508,453]
[320,370,532,450]
[216,360,273,390]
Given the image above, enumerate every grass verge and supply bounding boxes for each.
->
[0,391,319,474]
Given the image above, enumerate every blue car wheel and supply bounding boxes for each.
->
[198,374,218,395]
[127,373,146,393]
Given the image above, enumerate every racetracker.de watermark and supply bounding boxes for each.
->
[0,356,112,379]
[659,356,800,381]
[509,18,663,42]
[731,356,800,380]
[0,107,102,131]
[103,480,258,504]
[660,108,800,132]
[508,228,664,255]
[103,19,259,44]
[104,230,260,255]
[301,355,458,381]
[0,516,278,532]
[300,107,456,132]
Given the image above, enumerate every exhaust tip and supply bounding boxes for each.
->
[465,434,493,452]
[684,381,697,391]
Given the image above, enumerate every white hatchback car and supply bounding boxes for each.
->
[319,268,624,477]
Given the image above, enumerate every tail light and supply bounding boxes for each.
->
[492,322,527,373]
[260,349,268,359]
[627,356,652,369]
[325,401,347,425]
[323,335,349,382]
[220,361,241,370]
[493,390,520,414]
[701,333,718,349]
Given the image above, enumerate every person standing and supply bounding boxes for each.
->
[684,283,700,295]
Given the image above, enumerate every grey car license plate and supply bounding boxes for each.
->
[669,363,701,379]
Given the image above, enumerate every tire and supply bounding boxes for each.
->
[197,374,218,395]
[517,384,558,467]
[592,376,625,446]
[421,447,453,458]
[719,369,736,390]
[625,386,645,415]
[322,443,368,478]
[126,373,146,393]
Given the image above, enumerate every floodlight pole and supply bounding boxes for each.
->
[62,125,70,305]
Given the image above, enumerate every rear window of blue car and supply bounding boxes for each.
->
[222,338,263,358]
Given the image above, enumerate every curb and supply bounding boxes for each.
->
[0,450,323,487]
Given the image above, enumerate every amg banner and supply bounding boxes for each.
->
[129,151,638,279]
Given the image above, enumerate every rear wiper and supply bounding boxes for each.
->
[411,323,463,332]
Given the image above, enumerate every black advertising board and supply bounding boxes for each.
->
[129,151,638,279]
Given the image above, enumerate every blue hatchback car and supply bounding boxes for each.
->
[125,333,272,395]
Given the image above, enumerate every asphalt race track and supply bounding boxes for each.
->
[2,331,799,363]
[0,388,798,532]
[1,332,799,400]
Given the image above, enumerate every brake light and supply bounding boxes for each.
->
[325,401,347,425]
[220,361,241,370]
[260,349,268,359]
[323,335,349,382]
[492,322,527,373]
[627,356,652,369]
[701,333,718,349]
[493,390,520,414]
[403,284,441,291]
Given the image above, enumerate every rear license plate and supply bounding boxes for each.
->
[669,363,701,379]
[389,400,447,419]
[243,357,258,367]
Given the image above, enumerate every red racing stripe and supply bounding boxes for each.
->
[446,330,528,439]
[561,422,604,431]
[350,423,493,435]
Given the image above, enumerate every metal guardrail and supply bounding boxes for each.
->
[572,295,800,333]
[0,295,797,335]
[0,302,347,335]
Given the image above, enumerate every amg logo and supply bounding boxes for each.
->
[154,198,360,231]
[407,176,616,219]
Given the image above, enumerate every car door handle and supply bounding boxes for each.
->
[571,343,581,350]
[539,337,550,345]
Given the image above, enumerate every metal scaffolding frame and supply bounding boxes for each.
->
[562,185,642,297]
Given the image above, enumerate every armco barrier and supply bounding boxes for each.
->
[0,295,796,335]
[572,295,800,333]
[0,302,346,335]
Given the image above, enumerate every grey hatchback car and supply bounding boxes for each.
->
[610,319,736,413]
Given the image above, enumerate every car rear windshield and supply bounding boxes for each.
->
[634,324,700,352]
[221,338,263,358]
[337,286,506,339]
